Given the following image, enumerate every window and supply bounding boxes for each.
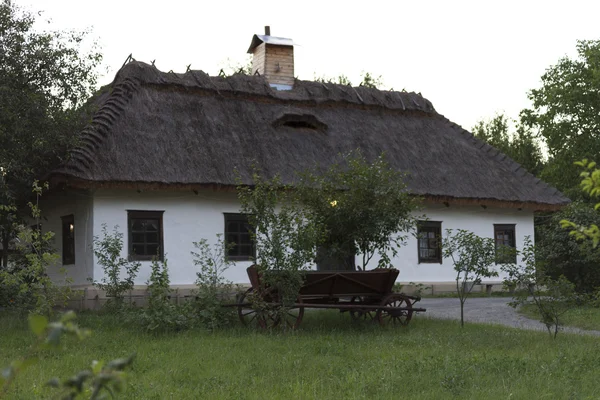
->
[128,211,164,261]
[224,214,255,261]
[61,215,75,265]
[417,221,442,264]
[494,224,516,263]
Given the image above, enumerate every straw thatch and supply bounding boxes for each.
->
[49,61,568,210]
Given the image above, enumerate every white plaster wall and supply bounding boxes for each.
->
[384,204,534,284]
[40,190,94,286]
[92,189,254,285]
[91,189,534,285]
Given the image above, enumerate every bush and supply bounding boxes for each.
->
[503,237,577,338]
[537,202,600,293]
[191,236,237,330]
[0,182,73,315]
[130,257,190,333]
[92,224,140,311]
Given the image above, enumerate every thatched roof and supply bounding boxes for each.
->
[49,61,568,210]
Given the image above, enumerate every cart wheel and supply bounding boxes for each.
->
[349,296,376,321]
[238,289,304,330]
[376,294,413,326]
[238,288,265,328]
[277,296,304,330]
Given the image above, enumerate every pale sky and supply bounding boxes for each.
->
[21,0,600,131]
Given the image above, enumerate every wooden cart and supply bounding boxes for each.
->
[235,265,426,329]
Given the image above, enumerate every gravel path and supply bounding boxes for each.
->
[417,297,600,336]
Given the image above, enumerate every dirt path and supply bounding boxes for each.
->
[417,297,600,336]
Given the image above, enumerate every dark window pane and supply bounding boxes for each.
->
[417,221,442,263]
[132,244,145,255]
[146,232,159,243]
[146,245,159,256]
[224,214,255,261]
[132,233,145,243]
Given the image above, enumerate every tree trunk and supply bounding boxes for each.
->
[460,300,465,327]
[1,230,8,269]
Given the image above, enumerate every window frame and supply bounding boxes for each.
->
[494,224,516,264]
[61,215,75,265]
[127,210,164,261]
[223,213,256,262]
[417,220,443,264]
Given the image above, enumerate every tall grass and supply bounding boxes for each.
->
[1,311,600,399]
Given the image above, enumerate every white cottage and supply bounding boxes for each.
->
[43,29,568,291]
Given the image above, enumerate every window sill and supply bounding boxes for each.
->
[418,260,443,265]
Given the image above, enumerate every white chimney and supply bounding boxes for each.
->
[247,26,295,90]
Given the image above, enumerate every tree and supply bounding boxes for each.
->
[502,237,577,338]
[0,0,102,266]
[442,229,500,327]
[520,40,600,198]
[472,114,544,176]
[297,151,420,271]
[539,201,600,293]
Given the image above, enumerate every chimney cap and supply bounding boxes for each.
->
[247,32,295,53]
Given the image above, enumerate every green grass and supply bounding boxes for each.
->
[2,311,600,399]
[519,303,600,331]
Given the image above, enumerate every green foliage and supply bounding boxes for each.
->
[472,113,544,176]
[0,182,73,315]
[297,151,419,270]
[359,71,384,89]
[538,202,600,293]
[0,0,102,260]
[502,237,577,338]
[442,229,500,327]
[91,225,140,310]
[191,235,238,330]
[129,257,190,333]
[313,71,385,88]
[520,40,600,198]
[1,311,134,399]
[237,170,320,326]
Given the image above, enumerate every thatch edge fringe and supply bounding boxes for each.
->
[439,117,570,206]
[47,176,564,211]
[54,78,141,178]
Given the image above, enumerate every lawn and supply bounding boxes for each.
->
[2,311,600,399]
[519,303,600,331]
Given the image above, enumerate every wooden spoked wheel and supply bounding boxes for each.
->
[238,288,266,328]
[276,296,304,330]
[376,294,413,326]
[349,296,376,321]
[238,288,304,330]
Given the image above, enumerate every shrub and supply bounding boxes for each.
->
[503,237,577,338]
[92,224,140,311]
[539,202,600,293]
[131,257,190,333]
[191,236,237,330]
[0,182,73,315]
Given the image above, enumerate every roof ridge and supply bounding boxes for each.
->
[56,77,141,179]
[437,114,569,203]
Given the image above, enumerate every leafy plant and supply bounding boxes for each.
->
[131,257,190,333]
[237,171,320,328]
[297,151,420,271]
[0,0,102,263]
[0,181,73,315]
[91,224,140,310]
[191,235,237,330]
[502,237,577,338]
[442,229,501,327]
[0,311,134,399]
